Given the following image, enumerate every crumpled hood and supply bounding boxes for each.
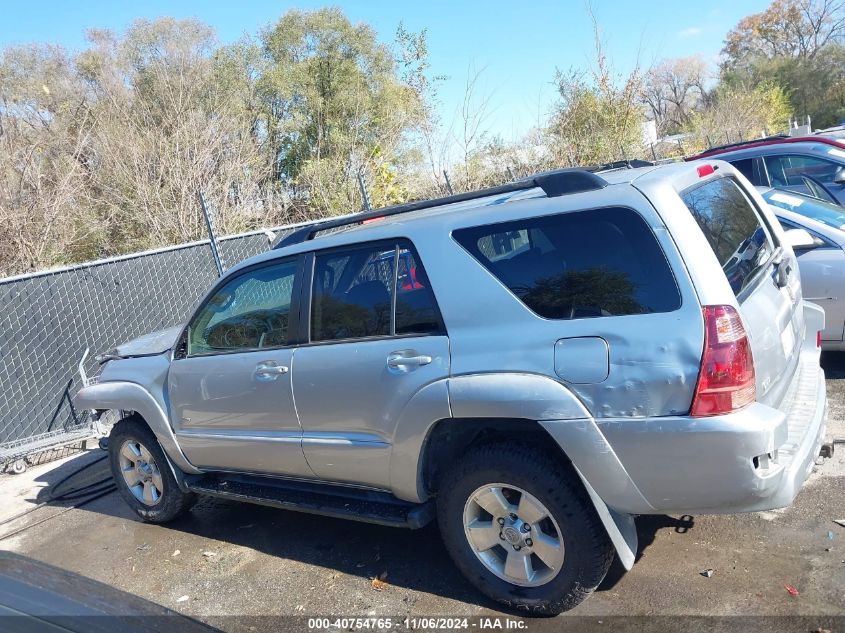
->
[110,324,184,358]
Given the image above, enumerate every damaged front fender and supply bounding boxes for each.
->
[74,381,200,477]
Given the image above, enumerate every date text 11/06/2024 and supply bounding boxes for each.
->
[307,617,528,630]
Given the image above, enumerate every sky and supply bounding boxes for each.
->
[0,0,772,140]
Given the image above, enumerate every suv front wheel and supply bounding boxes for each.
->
[437,443,614,615]
[108,415,197,523]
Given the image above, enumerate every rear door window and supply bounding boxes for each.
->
[680,177,774,296]
[453,207,681,320]
[395,247,443,335]
[310,240,444,342]
[311,244,395,341]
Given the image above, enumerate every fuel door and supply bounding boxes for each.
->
[554,337,609,384]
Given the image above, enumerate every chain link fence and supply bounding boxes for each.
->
[0,224,309,461]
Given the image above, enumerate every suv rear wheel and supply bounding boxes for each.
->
[108,416,196,523]
[437,443,614,615]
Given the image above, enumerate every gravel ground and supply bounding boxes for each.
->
[1,356,844,630]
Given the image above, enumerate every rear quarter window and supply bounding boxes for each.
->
[453,207,681,320]
[680,177,774,296]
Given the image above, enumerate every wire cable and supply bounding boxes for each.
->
[0,452,116,540]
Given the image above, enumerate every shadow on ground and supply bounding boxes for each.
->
[26,451,700,607]
[821,351,845,378]
[599,514,695,590]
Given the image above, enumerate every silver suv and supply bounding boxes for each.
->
[76,161,828,614]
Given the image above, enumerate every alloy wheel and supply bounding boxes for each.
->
[118,439,164,506]
[463,483,565,587]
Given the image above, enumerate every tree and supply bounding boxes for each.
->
[641,56,709,134]
[256,8,426,215]
[724,0,845,66]
[549,15,646,165]
[685,83,792,151]
[722,0,845,128]
[0,18,274,275]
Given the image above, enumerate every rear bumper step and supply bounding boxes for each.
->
[185,474,434,529]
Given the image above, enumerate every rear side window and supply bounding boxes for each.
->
[453,207,681,320]
[681,177,774,296]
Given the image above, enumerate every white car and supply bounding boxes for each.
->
[761,187,845,350]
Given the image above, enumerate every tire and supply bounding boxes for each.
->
[437,443,614,615]
[108,415,196,523]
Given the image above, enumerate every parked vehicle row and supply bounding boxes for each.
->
[689,135,845,204]
[76,158,829,615]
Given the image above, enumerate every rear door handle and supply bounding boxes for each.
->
[254,361,289,381]
[387,352,433,370]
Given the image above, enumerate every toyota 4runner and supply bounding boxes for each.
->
[76,160,828,614]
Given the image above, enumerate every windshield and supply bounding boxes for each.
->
[762,189,845,230]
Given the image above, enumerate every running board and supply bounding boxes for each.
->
[185,474,434,529]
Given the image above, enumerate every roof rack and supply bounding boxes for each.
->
[691,134,790,158]
[593,159,654,172]
[273,167,609,249]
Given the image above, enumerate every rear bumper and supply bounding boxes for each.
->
[598,346,827,515]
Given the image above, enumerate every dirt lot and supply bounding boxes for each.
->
[2,357,845,630]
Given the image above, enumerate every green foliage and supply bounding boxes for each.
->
[5,2,845,277]
[550,66,647,166]
[255,8,423,215]
[720,0,845,128]
[685,83,792,152]
[548,20,646,167]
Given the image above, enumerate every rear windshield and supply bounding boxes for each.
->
[453,207,681,320]
[680,177,774,296]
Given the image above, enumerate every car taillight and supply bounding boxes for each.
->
[690,305,756,417]
[817,330,822,348]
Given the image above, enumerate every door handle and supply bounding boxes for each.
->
[387,352,433,369]
[254,361,289,381]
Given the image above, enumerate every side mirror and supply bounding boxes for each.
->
[834,166,845,185]
[783,228,820,250]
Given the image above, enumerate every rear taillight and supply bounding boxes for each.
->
[690,305,756,417]
[817,331,822,348]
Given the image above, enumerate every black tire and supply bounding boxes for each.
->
[437,443,615,615]
[108,415,196,523]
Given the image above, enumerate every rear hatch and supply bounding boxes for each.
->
[679,175,804,408]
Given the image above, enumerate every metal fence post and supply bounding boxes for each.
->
[198,191,224,278]
[357,171,372,212]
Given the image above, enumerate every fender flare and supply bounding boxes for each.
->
[390,372,645,569]
[74,381,201,478]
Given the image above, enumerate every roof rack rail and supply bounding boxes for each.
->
[273,167,608,249]
[593,159,654,172]
[700,134,789,155]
